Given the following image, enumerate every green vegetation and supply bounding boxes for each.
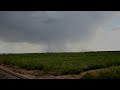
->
[81,66,120,79]
[0,51,120,76]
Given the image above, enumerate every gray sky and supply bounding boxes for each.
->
[0,11,120,53]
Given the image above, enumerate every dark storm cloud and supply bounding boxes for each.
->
[0,11,119,52]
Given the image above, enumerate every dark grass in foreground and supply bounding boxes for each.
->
[0,51,120,76]
[81,66,120,79]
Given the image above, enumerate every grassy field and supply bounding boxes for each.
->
[0,51,120,77]
[81,66,120,79]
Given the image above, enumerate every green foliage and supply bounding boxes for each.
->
[81,66,120,79]
[0,51,120,76]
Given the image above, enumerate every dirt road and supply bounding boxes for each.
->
[0,66,31,79]
[0,69,20,79]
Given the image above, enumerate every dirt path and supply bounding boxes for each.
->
[0,69,20,79]
[0,65,33,79]
[0,64,118,79]
[37,69,106,79]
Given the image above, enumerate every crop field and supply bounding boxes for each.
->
[0,51,120,79]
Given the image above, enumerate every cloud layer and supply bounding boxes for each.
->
[0,11,120,52]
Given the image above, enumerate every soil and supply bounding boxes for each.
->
[0,69,20,79]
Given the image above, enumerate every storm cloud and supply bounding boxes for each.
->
[0,11,120,52]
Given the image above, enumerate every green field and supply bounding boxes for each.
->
[0,51,120,78]
[81,66,120,79]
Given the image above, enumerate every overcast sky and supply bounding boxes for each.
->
[0,11,120,53]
